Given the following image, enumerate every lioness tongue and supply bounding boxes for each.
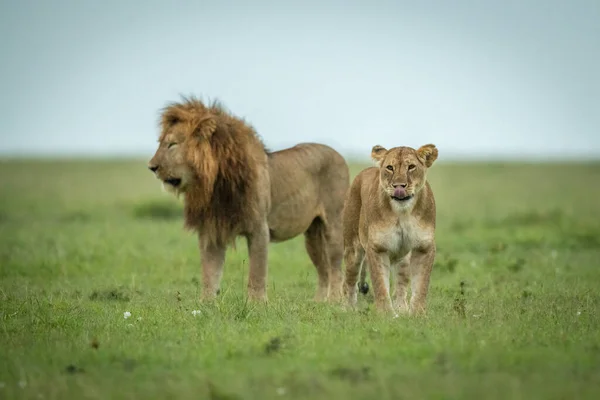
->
[393,187,407,198]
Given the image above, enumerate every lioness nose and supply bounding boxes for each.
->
[148,165,158,173]
[393,183,407,188]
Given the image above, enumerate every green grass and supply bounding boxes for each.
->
[1,158,600,399]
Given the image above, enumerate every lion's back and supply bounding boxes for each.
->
[268,142,349,193]
[269,142,346,172]
[267,143,350,237]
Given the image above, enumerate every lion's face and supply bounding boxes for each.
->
[371,144,438,208]
[148,126,195,195]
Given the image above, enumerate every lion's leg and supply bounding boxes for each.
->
[199,238,226,301]
[325,221,344,302]
[365,248,395,315]
[246,221,270,302]
[343,242,364,308]
[409,245,436,315]
[392,254,411,314]
[304,218,331,302]
[358,260,369,295]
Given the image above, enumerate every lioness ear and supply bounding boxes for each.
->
[416,144,438,167]
[371,145,387,166]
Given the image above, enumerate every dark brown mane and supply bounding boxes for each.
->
[159,96,268,247]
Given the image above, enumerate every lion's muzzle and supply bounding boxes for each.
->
[164,178,182,187]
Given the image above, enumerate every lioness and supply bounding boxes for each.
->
[343,143,438,315]
[148,97,350,302]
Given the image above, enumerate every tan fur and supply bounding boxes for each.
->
[342,143,438,316]
[148,96,350,302]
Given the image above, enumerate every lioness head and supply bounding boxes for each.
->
[371,144,438,207]
[148,99,218,198]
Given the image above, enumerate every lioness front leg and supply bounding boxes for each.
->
[199,238,226,301]
[393,254,411,314]
[409,245,436,315]
[246,221,270,302]
[366,248,394,315]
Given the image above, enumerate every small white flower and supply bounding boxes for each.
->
[276,387,286,395]
[191,310,201,317]
[18,380,27,389]
[577,311,582,316]
[124,311,131,319]
[137,317,142,321]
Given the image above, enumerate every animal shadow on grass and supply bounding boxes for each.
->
[508,258,526,273]
[58,211,92,223]
[434,256,458,273]
[486,209,565,229]
[568,231,600,250]
[329,366,371,383]
[207,380,240,400]
[131,200,182,220]
[265,337,283,355]
[64,364,85,375]
[89,287,136,302]
[264,333,295,356]
[452,281,466,318]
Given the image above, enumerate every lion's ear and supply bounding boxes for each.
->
[163,114,180,127]
[192,116,217,139]
[161,107,186,130]
[371,145,387,166]
[416,144,438,167]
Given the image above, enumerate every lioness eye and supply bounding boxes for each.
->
[386,165,393,171]
[167,143,177,149]
[408,164,416,171]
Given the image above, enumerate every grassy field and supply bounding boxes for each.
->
[1,158,600,399]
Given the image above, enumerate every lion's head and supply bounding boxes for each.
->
[371,143,438,208]
[148,98,220,199]
[147,96,267,245]
[147,127,195,197]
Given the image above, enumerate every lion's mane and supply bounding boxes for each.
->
[160,97,268,247]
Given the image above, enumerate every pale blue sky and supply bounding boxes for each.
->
[1,0,598,160]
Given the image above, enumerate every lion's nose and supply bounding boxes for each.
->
[393,183,407,188]
[148,165,159,173]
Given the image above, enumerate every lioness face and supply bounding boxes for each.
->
[371,144,438,208]
[148,127,194,195]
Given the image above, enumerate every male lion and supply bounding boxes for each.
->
[148,97,350,303]
[342,143,438,316]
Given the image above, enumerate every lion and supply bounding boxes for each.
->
[342,143,438,316]
[147,96,350,303]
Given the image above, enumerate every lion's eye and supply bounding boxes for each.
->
[167,143,177,149]
[386,165,393,171]
[408,164,416,171]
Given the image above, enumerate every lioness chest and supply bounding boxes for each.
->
[366,215,433,259]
